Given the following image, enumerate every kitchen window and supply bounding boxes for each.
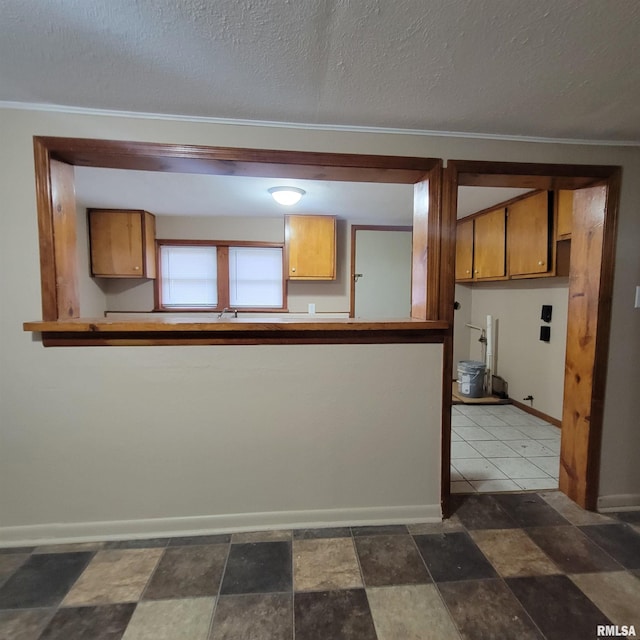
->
[156,240,286,311]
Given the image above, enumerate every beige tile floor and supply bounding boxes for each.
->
[451,404,560,493]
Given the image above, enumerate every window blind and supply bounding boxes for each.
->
[229,246,283,307]
[160,245,217,307]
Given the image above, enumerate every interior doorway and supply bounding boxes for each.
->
[442,162,621,512]
[350,225,412,318]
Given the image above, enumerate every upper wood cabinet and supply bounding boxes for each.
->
[285,215,336,280]
[556,190,573,239]
[474,207,506,280]
[89,209,156,278]
[507,191,551,277]
[455,218,474,281]
[455,190,559,283]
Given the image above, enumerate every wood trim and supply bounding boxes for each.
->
[40,331,447,347]
[49,159,79,318]
[448,159,621,511]
[440,335,453,517]
[216,245,230,310]
[156,239,285,248]
[33,136,442,330]
[28,317,448,347]
[349,225,413,318]
[451,160,618,189]
[33,138,58,320]
[439,166,457,517]
[25,318,448,332]
[426,164,444,320]
[37,136,440,183]
[586,168,621,510]
[511,400,562,428]
[411,164,443,320]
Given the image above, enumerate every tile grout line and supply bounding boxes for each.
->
[205,539,233,640]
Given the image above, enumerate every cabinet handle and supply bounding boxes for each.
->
[475,270,479,274]
[538,261,544,266]
[291,267,296,273]
[466,270,470,274]
[134,266,140,270]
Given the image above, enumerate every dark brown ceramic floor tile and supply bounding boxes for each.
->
[351,525,408,537]
[104,538,170,550]
[492,493,569,527]
[413,532,497,583]
[450,494,518,530]
[0,608,54,640]
[526,526,622,573]
[0,548,34,555]
[506,575,611,640]
[0,554,29,587]
[210,593,293,640]
[354,535,430,587]
[0,552,93,609]
[39,604,135,640]
[293,528,352,540]
[294,589,377,640]
[142,544,228,600]
[438,578,543,640]
[579,524,640,569]
[168,534,231,546]
[220,542,291,595]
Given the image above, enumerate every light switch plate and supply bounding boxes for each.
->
[635,286,640,309]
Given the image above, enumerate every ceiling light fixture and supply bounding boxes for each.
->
[268,186,306,206]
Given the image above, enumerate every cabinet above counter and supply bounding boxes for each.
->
[285,214,337,280]
[455,190,572,284]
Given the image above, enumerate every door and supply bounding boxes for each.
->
[351,227,412,318]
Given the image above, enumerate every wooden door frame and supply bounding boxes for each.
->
[33,136,443,324]
[349,224,413,318]
[443,161,621,513]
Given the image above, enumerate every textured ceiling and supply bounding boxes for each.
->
[1,0,639,141]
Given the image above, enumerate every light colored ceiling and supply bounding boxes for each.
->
[74,166,529,222]
[2,0,639,142]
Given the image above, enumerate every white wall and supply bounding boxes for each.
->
[0,107,638,543]
[466,279,569,420]
[453,284,472,372]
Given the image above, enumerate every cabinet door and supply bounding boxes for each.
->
[474,208,506,279]
[508,191,551,277]
[286,215,336,280]
[90,210,145,277]
[557,190,573,238]
[455,219,474,280]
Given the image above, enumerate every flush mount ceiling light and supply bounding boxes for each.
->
[268,186,306,206]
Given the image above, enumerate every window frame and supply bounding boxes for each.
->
[154,239,288,312]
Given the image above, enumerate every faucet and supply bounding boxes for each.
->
[217,307,238,318]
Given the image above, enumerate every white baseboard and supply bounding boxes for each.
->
[597,494,640,512]
[0,504,441,548]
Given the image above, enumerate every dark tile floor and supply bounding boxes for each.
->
[0,491,639,640]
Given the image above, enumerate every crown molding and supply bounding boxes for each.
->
[1,100,638,147]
